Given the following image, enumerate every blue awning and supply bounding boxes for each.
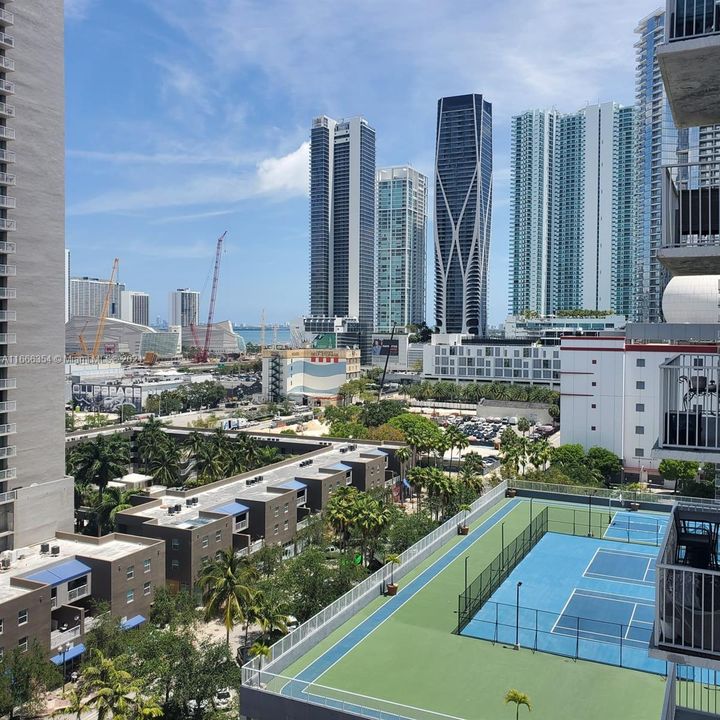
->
[277,479,307,491]
[328,462,352,472]
[212,501,249,516]
[121,614,146,630]
[50,643,85,665]
[24,559,92,587]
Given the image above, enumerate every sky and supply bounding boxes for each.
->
[65,0,655,328]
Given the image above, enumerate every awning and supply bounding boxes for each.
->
[277,480,307,491]
[50,643,85,665]
[24,559,92,587]
[212,501,249,516]
[121,615,146,630]
[328,462,352,472]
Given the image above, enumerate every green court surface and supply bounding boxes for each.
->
[281,499,667,720]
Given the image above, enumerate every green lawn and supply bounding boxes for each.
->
[280,499,666,720]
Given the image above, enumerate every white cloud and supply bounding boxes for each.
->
[65,0,94,20]
[256,142,309,196]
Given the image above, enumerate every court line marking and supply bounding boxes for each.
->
[642,558,655,583]
[624,604,639,639]
[589,546,660,559]
[584,570,655,587]
[550,588,580,635]
[285,497,521,697]
[582,547,602,578]
[572,587,655,604]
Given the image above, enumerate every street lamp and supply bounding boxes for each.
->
[61,642,71,693]
[514,581,523,650]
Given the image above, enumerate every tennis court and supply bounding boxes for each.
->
[604,510,669,544]
[461,530,667,674]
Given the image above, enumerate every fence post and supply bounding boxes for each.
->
[620,625,624,667]
[573,509,576,536]
[534,608,538,652]
[575,615,580,660]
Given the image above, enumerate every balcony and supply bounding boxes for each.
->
[0,446,16,459]
[0,33,13,50]
[67,584,89,603]
[0,424,16,436]
[659,162,720,275]
[50,624,82,650]
[0,243,14,255]
[652,505,720,670]
[234,517,249,532]
[0,401,16,412]
[0,103,14,119]
[0,334,16,346]
[0,489,15,503]
[0,196,15,209]
[0,80,14,95]
[0,378,16,389]
[0,9,14,27]
[0,288,15,300]
[0,219,16,231]
[658,0,720,127]
[0,312,15,322]
[0,149,15,163]
[0,264,15,276]
[0,56,14,72]
[0,173,15,186]
[0,126,15,141]
[0,468,16,481]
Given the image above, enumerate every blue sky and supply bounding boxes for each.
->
[65,0,653,327]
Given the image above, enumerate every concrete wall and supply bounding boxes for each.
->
[14,478,74,547]
[9,2,70,545]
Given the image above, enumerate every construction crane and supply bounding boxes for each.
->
[197,231,226,363]
[79,258,118,360]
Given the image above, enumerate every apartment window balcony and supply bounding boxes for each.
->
[0,126,15,141]
[234,517,249,532]
[0,312,16,324]
[0,149,15,164]
[0,219,16,231]
[0,9,14,27]
[0,288,16,299]
[0,489,15,503]
[0,32,13,49]
[0,103,14,119]
[50,624,82,650]
[0,401,16,412]
[67,584,89,602]
[0,334,16,345]
[0,173,15,186]
[0,242,15,254]
[0,56,14,73]
[667,0,720,41]
[0,424,16,436]
[0,80,14,95]
[0,196,15,209]
[0,264,15,276]
[0,468,16,481]
[0,446,16,459]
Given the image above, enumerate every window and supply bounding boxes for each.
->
[284,503,289,515]
[143,581,151,596]
[636,426,645,435]
[636,403,645,412]
[170,559,180,570]
[284,520,289,531]
[636,381,645,390]
[591,359,597,365]
[591,404,596,409]
[126,565,134,580]
[274,507,279,518]
[591,426,596,431]
[591,382,597,387]
[17,609,27,626]
[0,648,4,660]
[201,535,209,549]
[215,530,222,543]
[635,448,645,458]
[143,559,151,574]
[126,589,134,604]
[274,524,279,536]
[171,538,180,551]
[636,358,645,367]
[17,637,27,652]
[201,556,209,566]
[0,618,4,635]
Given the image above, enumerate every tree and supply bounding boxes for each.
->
[249,641,272,669]
[69,435,130,502]
[149,587,199,629]
[586,447,622,483]
[407,466,427,514]
[550,444,585,466]
[0,642,60,720]
[387,511,437,553]
[658,459,699,494]
[359,400,407,427]
[95,487,138,534]
[548,404,560,422]
[53,688,89,720]
[385,553,401,586]
[517,417,531,436]
[505,689,532,719]
[527,438,551,471]
[199,548,258,645]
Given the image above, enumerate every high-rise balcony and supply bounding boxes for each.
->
[0,173,15,186]
[0,9,14,27]
[0,468,16,481]
[0,80,14,95]
[658,0,720,127]
[0,242,14,254]
[0,126,15,141]
[0,378,16,389]
[0,401,16,412]
[657,353,720,463]
[0,219,16,232]
[0,150,15,164]
[0,424,17,436]
[0,264,15,276]
[0,33,13,50]
[0,103,14,119]
[0,335,15,346]
[0,56,13,73]
[659,161,720,275]
[0,288,15,300]
[0,196,15,209]
[0,446,16,459]
[651,505,720,670]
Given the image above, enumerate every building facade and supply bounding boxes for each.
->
[169,289,200,328]
[375,166,427,332]
[70,277,124,320]
[309,116,375,360]
[261,347,361,405]
[120,291,149,327]
[434,94,493,336]
[509,103,635,317]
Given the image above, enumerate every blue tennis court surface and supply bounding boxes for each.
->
[604,511,668,544]
[461,522,668,674]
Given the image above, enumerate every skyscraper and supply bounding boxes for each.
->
[70,276,125,319]
[376,166,427,332]
[309,115,376,358]
[121,290,150,327]
[509,103,636,317]
[3,2,74,547]
[434,94,492,336]
[634,9,720,322]
[169,288,200,327]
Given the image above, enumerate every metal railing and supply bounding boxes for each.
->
[0,9,13,26]
[0,103,14,118]
[234,518,249,532]
[0,126,15,141]
[0,195,15,209]
[68,584,89,602]
[660,353,720,453]
[0,80,14,95]
[668,0,720,40]
[0,334,16,344]
[0,489,16,503]
[50,625,82,649]
[0,401,16,412]
[0,149,16,163]
[0,32,13,48]
[662,162,720,248]
[0,468,16,481]
[0,264,15,276]
[242,482,508,683]
[0,446,16,459]
[0,173,15,186]
[0,56,14,72]
[0,219,16,233]
[0,312,16,323]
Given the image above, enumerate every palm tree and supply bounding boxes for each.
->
[194,442,225,484]
[394,446,411,486]
[53,688,88,720]
[95,487,137,534]
[136,417,169,471]
[198,548,257,645]
[504,689,531,719]
[528,438,551,471]
[249,641,272,669]
[256,446,281,467]
[325,485,358,549]
[517,417,531,437]
[256,591,289,640]
[148,440,181,486]
[407,466,426,514]
[71,435,129,501]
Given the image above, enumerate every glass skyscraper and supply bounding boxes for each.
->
[509,103,635,317]
[375,166,427,333]
[434,94,493,336]
[309,115,376,359]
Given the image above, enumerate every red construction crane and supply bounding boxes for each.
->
[197,231,226,363]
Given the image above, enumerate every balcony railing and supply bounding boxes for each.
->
[0,334,16,345]
[0,9,13,27]
[0,173,15,186]
[0,289,15,300]
[0,56,14,72]
[662,162,720,249]
[0,446,16,459]
[0,103,14,118]
[0,149,15,163]
[68,584,89,602]
[0,242,15,255]
[0,126,15,141]
[0,80,14,95]
[0,219,16,231]
[0,468,16,481]
[0,377,16,389]
[0,32,13,49]
[667,0,720,41]
[0,265,15,276]
[0,489,16,503]
[234,518,249,532]
[660,354,720,453]
[0,401,16,412]
[0,196,15,209]
[50,625,82,650]
[0,424,16,436]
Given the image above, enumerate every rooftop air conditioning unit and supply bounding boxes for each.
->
[192,497,199,505]
[174,504,182,513]
[168,507,175,515]
[40,543,50,554]
[50,546,60,556]
[0,557,9,570]
[186,499,193,507]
